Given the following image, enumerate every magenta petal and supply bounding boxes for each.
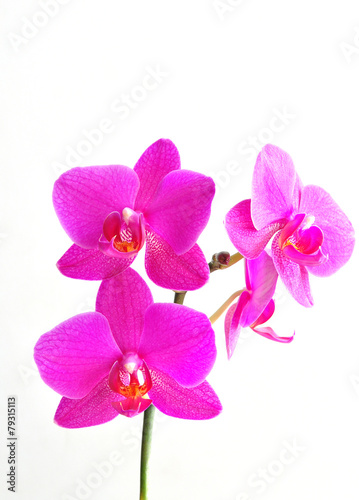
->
[134,139,181,213]
[139,303,216,388]
[57,244,135,280]
[149,369,222,420]
[251,299,275,327]
[299,184,355,277]
[34,313,122,399]
[241,253,278,327]
[251,325,295,343]
[145,231,209,291]
[252,145,301,230]
[54,377,125,428]
[96,268,153,354]
[282,245,327,267]
[272,233,314,307]
[224,292,250,359]
[225,199,286,259]
[145,170,215,255]
[53,165,140,248]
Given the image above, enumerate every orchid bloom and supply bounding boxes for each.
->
[34,269,221,427]
[53,139,215,291]
[225,252,294,359]
[225,145,355,307]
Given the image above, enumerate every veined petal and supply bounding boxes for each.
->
[272,232,314,307]
[53,165,139,249]
[252,145,301,230]
[54,377,125,428]
[144,170,215,255]
[225,199,286,259]
[34,313,122,399]
[145,230,209,291]
[149,369,222,420]
[57,244,135,280]
[96,268,153,354]
[134,139,181,212]
[251,298,275,327]
[241,253,278,327]
[299,184,355,277]
[139,303,216,388]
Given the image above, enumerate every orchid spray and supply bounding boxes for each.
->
[34,140,354,499]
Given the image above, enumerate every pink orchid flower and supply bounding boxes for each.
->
[34,268,221,427]
[225,145,355,307]
[53,139,215,291]
[225,251,294,359]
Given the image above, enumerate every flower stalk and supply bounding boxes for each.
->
[139,404,156,500]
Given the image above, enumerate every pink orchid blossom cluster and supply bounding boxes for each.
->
[34,139,355,430]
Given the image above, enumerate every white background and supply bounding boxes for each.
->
[1,1,359,499]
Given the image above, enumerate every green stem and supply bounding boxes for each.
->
[209,289,245,325]
[139,404,156,500]
[174,291,187,305]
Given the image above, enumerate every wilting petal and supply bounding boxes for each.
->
[145,231,209,291]
[299,184,355,277]
[251,325,295,343]
[54,377,125,428]
[225,199,286,259]
[53,165,139,248]
[224,292,250,359]
[252,145,301,230]
[134,139,181,212]
[96,268,153,354]
[139,304,216,388]
[144,170,215,255]
[148,369,222,420]
[34,313,122,399]
[241,253,278,327]
[272,233,313,307]
[57,244,135,280]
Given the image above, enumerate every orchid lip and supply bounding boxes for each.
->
[108,355,152,418]
[279,213,327,266]
[99,209,146,259]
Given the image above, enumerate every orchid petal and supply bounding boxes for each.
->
[224,292,250,359]
[139,303,216,388]
[299,184,355,277]
[134,139,181,212]
[252,145,302,230]
[272,232,314,307]
[96,268,153,354]
[251,325,295,343]
[251,299,275,327]
[144,170,215,255]
[241,253,278,327]
[54,377,125,428]
[225,199,286,259]
[148,369,222,420]
[145,230,209,291]
[282,245,327,267]
[34,313,122,399]
[53,166,139,248]
[57,244,135,280]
